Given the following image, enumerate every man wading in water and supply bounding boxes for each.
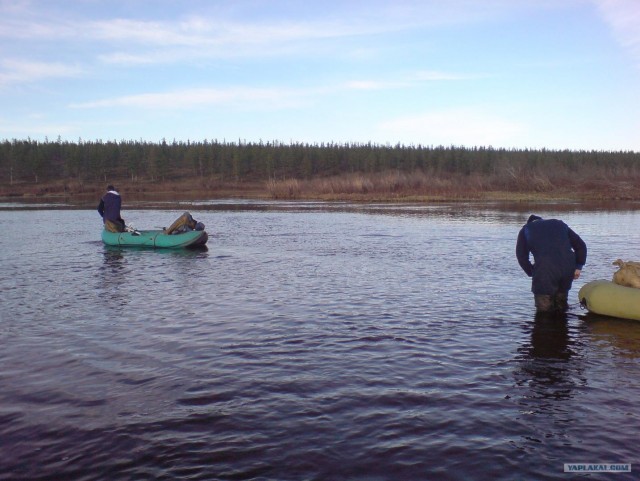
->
[98,184,125,233]
[516,215,587,313]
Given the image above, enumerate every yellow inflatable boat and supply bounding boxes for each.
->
[579,280,640,321]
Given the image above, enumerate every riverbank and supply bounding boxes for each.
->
[1,170,638,203]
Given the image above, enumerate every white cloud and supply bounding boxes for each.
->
[413,70,478,81]
[91,16,405,65]
[345,80,407,91]
[71,70,475,110]
[0,1,574,67]
[0,5,410,66]
[345,70,479,91]
[0,59,83,86]
[593,0,640,66]
[377,108,525,147]
[69,86,312,110]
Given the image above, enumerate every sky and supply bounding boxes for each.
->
[0,0,639,151]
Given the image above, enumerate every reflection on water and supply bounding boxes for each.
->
[2,204,640,480]
[103,244,209,257]
[514,313,584,405]
[97,245,210,310]
[508,313,588,473]
[584,314,640,360]
[529,312,574,361]
[99,248,129,307]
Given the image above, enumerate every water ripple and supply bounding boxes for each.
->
[2,205,640,480]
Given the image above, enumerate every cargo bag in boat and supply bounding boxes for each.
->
[612,259,640,289]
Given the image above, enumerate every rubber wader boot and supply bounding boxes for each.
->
[534,294,553,313]
[554,292,569,311]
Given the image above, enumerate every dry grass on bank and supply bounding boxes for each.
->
[265,169,637,201]
[0,177,267,201]
[2,167,639,202]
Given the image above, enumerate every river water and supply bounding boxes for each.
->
[1,200,640,480]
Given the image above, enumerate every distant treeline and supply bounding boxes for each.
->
[1,137,639,185]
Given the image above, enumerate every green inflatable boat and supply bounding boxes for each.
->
[579,280,640,321]
[101,228,208,248]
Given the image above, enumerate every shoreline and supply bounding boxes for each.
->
[1,176,639,204]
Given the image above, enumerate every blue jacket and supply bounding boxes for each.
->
[97,190,122,222]
[516,218,587,278]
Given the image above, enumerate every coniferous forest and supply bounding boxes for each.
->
[1,138,639,200]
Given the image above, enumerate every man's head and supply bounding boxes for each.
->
[527,214,542,224]
[107,184,116,192]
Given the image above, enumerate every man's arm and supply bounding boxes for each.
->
[568,228,587,270]
[516,228,533,276]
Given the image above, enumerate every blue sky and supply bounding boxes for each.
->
[1,0,638,151]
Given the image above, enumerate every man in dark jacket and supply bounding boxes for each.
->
[97,185,125,232]
[516,215,587,312]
